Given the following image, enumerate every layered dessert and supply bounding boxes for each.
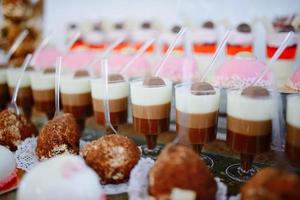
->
[106,22,129,52]
[82,22,105,50]
[6,67,34,118]
[175,82,220,154]
[0,145,18,193]
[130,77,172,149]
[17,155,106,200]
[227,23,254,56]
[66,22,84,50]
[30,68,55,119]
[161,25,184,53]
[286,95,300,167]
[214,52,271,88]
[81,134,140,184]
[91,74,129,129]
[132,21,156,53]
[227,86,273,170]
[0,65,9,110]
[60,70,93,131]
[193,21,218,54]
[266,24,299,84]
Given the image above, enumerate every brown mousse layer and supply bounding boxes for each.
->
[93,97,128,126]
[286,123,300,167]
[32,89,55,118]
[0,83,9,110]
[132,103,170,134]
[227,115,272,154]
[9,87,33,118]
[176,110,218,144]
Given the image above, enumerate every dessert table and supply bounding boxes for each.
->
[1,118,299,200]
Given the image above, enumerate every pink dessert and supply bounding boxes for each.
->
[63,51,98,71]
[287,67,300,90]
[157,55,198,83]
[107,53,151,78]
[214,52,271,88]
[34,47,62,69]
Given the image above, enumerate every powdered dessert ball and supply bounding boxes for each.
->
[36,113,80,160]
[241,167,300,200]
[0,109,37,151]
[0,145,18,193]
[17,155,106,200]
[81,134,140,184]
[149,144,217,200]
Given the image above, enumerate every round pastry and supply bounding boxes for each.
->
[81,134,140,184]
[0,145,18,192]
[36,113,80,160]
[0,109,37,151]
[149,144,217,200]
[17,155,106,200]
[241,167,300,200]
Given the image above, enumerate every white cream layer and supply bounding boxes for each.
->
[287,95,300,128]
[227,90,273,121]
[0,68,7,84]
[6,68,32,88]
[192,28,218,44]
[91,78,129,100]
[130,78,172,106]
[30,72,55,90]
[175,83,220,114]
[228,30,254,45]
[60,74,91,94]
[267,32,299,47]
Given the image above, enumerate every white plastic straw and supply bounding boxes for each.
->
[4,30,29,63]
[154,27,187,76]
[200,30,231,82]
[54,56,63,117]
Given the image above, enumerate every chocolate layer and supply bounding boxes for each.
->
[286,123,300,167]
[133,117,169,135]
[0,83,9,110]
[94,110,127,126]
[176,110,218,129]
[9,87,33,117]
[227,115,272,136]
[132,103,171,119]
[177,124,216,144]
[61,92,92,106]
[92,97,127,112]
[32,89,55,101]
[63,104,93,119]
[227,130,271,154]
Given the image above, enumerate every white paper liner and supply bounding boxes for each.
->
[14,137,129,195]
[128,158,228,200]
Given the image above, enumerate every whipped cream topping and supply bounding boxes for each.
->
[106,30,128,42]
[83,31,105,44]
[227,30,254,45]
[131,29,157,43]
[192,28,218,44]
[287,95,300,128]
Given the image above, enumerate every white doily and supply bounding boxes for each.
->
[128,158,227,200]
[15,137,129,195]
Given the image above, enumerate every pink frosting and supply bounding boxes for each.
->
[63,51,98,70]
[215,57,271,88]
[107,53,151,77]
[157,56,198,82]
[288,67,300,89]
[34,47,62,69]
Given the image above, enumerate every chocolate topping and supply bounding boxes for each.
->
[93,23,102,31]
[69,23,77,29]
[115,23,124,30]
[26,66,35,72]
[202,21,214,29]
[237,23,252,33]
[190,82,216,95]
[108,74,125,83]
[279,25,295,33]
[171,25,181,33]
[141,22,151,29]
[143,76,166,87]
[74,70,90,78]
[43,68,55,74]
[241,86,270,98]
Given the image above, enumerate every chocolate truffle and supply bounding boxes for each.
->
[279,25,295,33]
[172,25,182,33]
[0,109,37,151]
[143,76,165,87]
[190,82,216,95]
[115,23,124,30]
[36,113,80,160]
[149,144,217,200]
[43,68,55,74]
[74,70,90,78]
[202,21,214,29]
[237,23,252,33]
[81,134,140,184]
[141,22,151,29]
[241,167,300,200]
[241,86,270,98]
[108,73,125,83]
